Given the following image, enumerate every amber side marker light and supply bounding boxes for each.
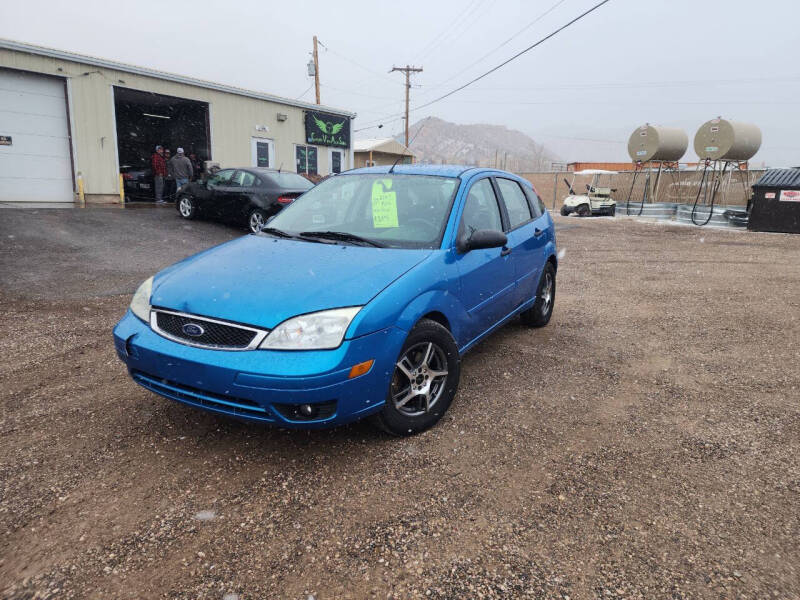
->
[349,359,374,379]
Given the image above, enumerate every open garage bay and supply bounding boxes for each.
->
[1,208,798,599]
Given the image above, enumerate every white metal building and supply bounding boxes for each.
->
[0,39,355,203]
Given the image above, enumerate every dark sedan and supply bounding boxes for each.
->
[176,168,314,232]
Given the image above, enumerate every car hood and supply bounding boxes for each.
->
[151,235,431,330]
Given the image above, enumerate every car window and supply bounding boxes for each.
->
[496,178,532,228]
[269,174,459,249]
[236,171,256,187]
[207,169,234,186]
[527,187,545,217]
[263,172,314,190]
[460,178,503,238]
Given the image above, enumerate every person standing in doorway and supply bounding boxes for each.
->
[164,148,175,201]
[170,147,194,191]
[188,152,203,181]
[151,145,167,203]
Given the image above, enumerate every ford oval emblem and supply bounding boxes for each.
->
[182,322,205,337]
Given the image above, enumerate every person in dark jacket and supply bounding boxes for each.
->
[151,145,167,203]
[169,147,194,190]
[188,152,203,181]
[163,148,175,201]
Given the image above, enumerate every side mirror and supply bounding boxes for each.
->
[458,229,508,253]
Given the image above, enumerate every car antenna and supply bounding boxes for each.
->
[388,116,430,174]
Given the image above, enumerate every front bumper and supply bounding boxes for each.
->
[113,310,406,428]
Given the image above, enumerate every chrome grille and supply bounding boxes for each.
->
[150,309,267,350]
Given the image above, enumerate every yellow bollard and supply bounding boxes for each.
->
[77,173,85,204]
[119,173,125,204]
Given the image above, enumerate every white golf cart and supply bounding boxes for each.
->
[560,169,617,217]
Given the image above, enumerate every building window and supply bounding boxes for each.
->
[296,145,318,175]
[330,149,342,174]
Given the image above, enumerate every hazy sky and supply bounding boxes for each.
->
[3,0,799,166]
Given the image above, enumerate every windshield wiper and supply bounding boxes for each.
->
[258,227,295,239]
[299,230,386,248]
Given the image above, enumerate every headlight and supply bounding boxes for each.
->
[259,307,361,350]
[130,276,153,322]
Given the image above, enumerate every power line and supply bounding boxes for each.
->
[317,39,404,87]
[426,0,569,90]
[411,0,484,63]
[354,0,613,132]
[416,0,494,64]
[294,82,314,100]
[354,73,800,120]
[413,0,613,112]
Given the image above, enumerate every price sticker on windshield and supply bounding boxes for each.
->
[371,179,398,228]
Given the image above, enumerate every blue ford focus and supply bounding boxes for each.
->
[113,165,557,435]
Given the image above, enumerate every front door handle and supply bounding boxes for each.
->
[534,228,545,237]
[500,246,512,257]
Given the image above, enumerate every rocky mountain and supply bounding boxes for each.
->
[398,117,556,172]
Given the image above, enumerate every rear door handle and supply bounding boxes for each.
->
[534,228,545,237]
[500,246,512,257]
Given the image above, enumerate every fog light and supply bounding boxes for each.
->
[348,359,374,379]
[299,404,317,417]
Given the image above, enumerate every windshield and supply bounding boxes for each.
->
[263,172,314,190]
[268,174,460,249]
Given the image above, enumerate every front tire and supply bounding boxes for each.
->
[560,206,570,216]
[373,319,460,436]
[577,204,590,217]
[177,195,197,220]
[521,262,556,328]
[248,208,268,233]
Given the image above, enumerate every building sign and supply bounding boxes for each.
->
[0,135,11,146]
[305,111,350,148]
[779,190,800,202]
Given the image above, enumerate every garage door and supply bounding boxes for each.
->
[0,69,74,202]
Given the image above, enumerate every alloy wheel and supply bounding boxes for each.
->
[178,197,193,217]
[249,211,265,233]
[391,342,449,417]
[540,271,553,315]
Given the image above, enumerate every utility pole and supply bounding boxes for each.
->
[313,35,321,104]
[390,65,423,148]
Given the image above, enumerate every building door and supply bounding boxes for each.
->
[0,68,74,202]
[329,149,343,174]
[295,145,318,175]
[251,137,274,168]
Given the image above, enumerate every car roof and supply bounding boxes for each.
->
[345,164,486,178]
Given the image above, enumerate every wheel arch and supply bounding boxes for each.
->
[419,310,451,332]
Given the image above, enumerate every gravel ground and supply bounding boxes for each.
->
[1,206,799,599]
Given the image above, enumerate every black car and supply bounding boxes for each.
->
[175,168,314,232]
[120,164,154,200]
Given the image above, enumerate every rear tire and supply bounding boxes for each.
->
[521,262,556,328]
[177,195,197,220]
[372,319,460,436]
[609,205,616,217]
[248,208,268,233]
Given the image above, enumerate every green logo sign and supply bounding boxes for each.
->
[314,115,344,136]
[305,111,350,148]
